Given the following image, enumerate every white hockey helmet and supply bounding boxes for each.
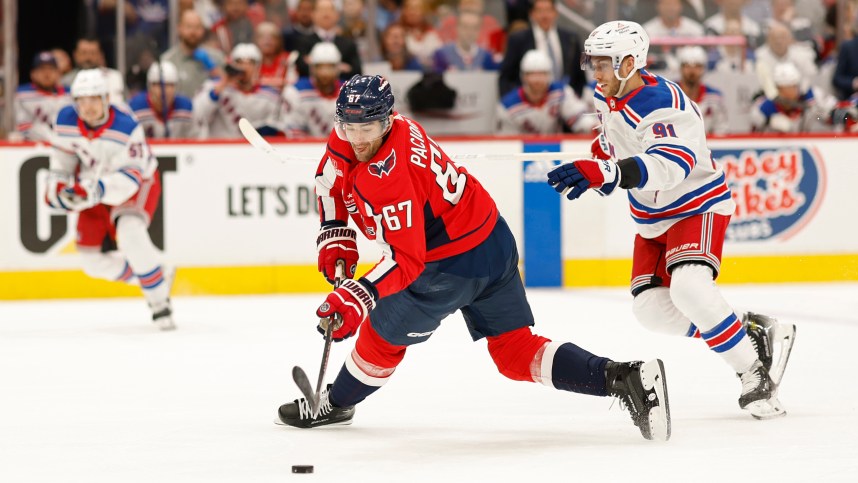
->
[230,43,262,63]
[520,49,552,73]
[309,42,342,65]
[773,62,802,87]
[677,46,708,66]
[583,21,649,76]
[147,61,179,84]
[71,68,109,98]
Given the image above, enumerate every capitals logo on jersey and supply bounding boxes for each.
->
[368,150,396,178]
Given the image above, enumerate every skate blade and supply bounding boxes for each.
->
[745,396,786,420]
[154,318,176,331]
[273,418,354,428]
[640,359,671,441]
[769,324,796,386]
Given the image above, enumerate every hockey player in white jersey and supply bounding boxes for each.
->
[128,61,195,139]
[547,21,795,419]
[13,51,72,141]
[750,62,838,133]
[280,42,342,138]
[675,46,728,135]
[497,50,595,135]
[46,69,175,331]
[193,43,281,139]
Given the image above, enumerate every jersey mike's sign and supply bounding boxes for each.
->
[716,147,826,241]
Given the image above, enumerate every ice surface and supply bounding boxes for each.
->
[1,284,857,482]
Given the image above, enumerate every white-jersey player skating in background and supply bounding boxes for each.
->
[46,69,175,330]
[548,21,795,419]
[280,42,342,138]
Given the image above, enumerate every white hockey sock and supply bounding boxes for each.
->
[670,264,757,373]
[79,250,136,284]
[116,215,169,308]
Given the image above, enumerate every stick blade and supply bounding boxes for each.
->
[292,365,315,403]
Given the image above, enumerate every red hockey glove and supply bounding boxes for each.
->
[591,132,611,161]
[45,177,71,210]
[317,225,359,285]
[316,279,376,342]
[547,158,621,200]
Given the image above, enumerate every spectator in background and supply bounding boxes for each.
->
[13,52,72,141]
[499,0,586,97]
[823,0,858,63]
[162,10,226,98]
[212,0,256,53]
[554,0,598,41]
[755,21,817,99]
[283,0,317,52]
[256,22,292,90]
[248,0,290,29]
[399,0,444,70]
[833,32,858,99]
[643,0,705,37]
[436,0,503,55]
[376,0,404,33]
[704,0,762,49]
[51,49,73,78]
[751,62,838,132]
[380,23,424,70]
[765,0,817,49]
[295,0,363,81]
[62,38,126,104]
[193,43,281,138]
[712,17,757,74]
[281,42,342,137]
[497,50,594,134]
[676,46,728,134]
[182,0,222,28]
[341,0,372,62]
[433,10,499,72]
[129,61,195,139]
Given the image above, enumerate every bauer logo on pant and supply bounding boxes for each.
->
[717,147,826,242]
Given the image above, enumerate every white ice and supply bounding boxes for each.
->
[2,283,857,482]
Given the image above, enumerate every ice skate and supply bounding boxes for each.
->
[151,300,176,331]
[606,359,671,441]
[738,359,785,419]
[743,312,795,385]
[277,384,355,428]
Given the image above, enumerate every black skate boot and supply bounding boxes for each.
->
[151,300,176,331]
[276,384,355,428]
[742,312,795,385]
[738,360,785,419]
[606,359,671,441]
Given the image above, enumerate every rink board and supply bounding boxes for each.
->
[1,135,857,299]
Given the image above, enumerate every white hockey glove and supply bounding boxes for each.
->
[58,178,104,212]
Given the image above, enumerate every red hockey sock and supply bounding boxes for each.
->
[486,327,550,382]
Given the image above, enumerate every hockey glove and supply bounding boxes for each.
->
[192,48,217,71]
[316,225,359,284]
[316,279,376,342]
[591,132,611,161]
[547,158,621,200]
[45,171,74,210]
[58,179,104,212]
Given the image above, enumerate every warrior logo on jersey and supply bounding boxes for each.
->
[717,147,826,241]
[368,151,396,178]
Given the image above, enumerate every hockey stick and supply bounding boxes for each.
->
[238,117,588,164]
[291,260,346,418]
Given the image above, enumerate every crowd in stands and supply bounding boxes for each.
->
[10,0,858,141]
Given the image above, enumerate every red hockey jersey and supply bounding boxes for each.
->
[315,114,498,299]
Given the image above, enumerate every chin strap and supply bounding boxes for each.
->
[614,66,639,97]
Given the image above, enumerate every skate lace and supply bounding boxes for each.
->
[740,365,763,395]
[297,392,333,420]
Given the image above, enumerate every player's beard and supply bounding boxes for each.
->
[352,138,382,162]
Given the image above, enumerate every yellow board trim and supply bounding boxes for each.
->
[2,255,857,300]
[564,254,858,287]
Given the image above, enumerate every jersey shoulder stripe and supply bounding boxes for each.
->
[108,107,140,136]
[128,92,149,111]
[174,95,193,111]
[295,77,315,92]
[501,88,525,109]
[56,105,79,127]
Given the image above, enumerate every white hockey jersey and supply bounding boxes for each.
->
[594,70,735,239]
[280,77,339,138]
[128,92,196,139]
[749,87,837,133]
[51,105,158,207]
[497,82,595,134]
[192,81,282,139]
[14,83,72,141]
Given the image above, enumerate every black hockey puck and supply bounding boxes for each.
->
[292,465,314,474]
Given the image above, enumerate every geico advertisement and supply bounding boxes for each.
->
[2,140,527,271]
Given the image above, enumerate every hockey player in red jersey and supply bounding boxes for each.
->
[276,74,672,441]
